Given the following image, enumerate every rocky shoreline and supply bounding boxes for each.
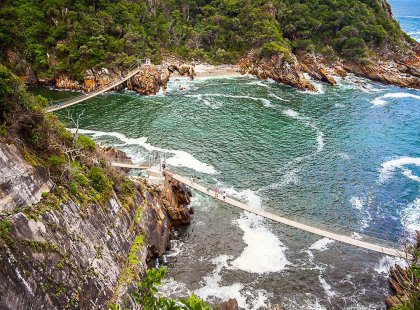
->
[7,47,420,96]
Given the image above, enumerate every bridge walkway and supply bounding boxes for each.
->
[166,172,408,258]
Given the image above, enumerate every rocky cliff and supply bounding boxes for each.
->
[239,48,420,92]
[0,140,192,309]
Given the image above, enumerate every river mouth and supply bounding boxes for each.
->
[35,74,420,309]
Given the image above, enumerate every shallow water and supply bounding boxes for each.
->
[35,74,420,309]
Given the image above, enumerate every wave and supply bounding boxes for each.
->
[186,93,273,107]
[246,80,270,88]
[350,196,372,230]
[282,109,324,153]
[230,213,290,273]
[374,256,407,275]
[396,15,420,19]
[269,93,290,102]
[372,92,420,106]
[194,255,270,309]
[68,128,216,174]
[401,197,420,236]
[303,73,325,94]
[339,74,387,93]
[378,156,420,183]
[319,275,336,298]
[309,238,335,251]
[218,186,290,274]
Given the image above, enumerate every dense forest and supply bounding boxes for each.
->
[0,0,414,79]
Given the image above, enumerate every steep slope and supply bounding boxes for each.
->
[0,65,193,308]
[0,0,418,91]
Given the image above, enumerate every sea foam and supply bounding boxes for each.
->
[68,128,216,174]
[372,92,420,106]
[221,186,290,274]
[378,156,420,183]
[309,238,335,252]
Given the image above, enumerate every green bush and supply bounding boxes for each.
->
[47,155,66,167]
[69,182,78,196]
[77,135,96,151]
[88,167,111,193]
[74,173,89,187]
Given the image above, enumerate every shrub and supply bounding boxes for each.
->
[77,135,96,151]
[69,182,78,196]
[259,41,294,63]
[47,155,66,167]
[74,173,89,187]
[88,167,111,193]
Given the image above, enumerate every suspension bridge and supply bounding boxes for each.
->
[112,161,409,258]
[46,59,151,113]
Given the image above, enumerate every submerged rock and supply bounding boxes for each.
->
[217,298,239,310]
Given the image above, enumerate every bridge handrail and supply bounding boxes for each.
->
[47,59,148,109]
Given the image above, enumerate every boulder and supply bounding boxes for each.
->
[239,50,317,92]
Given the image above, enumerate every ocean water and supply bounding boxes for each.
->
[389,0,420,41]
[35,73,420,309]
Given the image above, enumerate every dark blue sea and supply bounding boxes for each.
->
[389,0,420,41]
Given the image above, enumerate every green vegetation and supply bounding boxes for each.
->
[112,267,213,310]
[0,64,136,219]
[390,236,420,310]
[0,0,412,80]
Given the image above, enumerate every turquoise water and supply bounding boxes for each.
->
[389,0,420,41]
[36,74,420,309]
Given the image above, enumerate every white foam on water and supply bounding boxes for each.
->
[268,93,290,102]
[349,196,372,230]
[374,256,407,275]
[372,92,420,106]
[350,196,364,211]
[158,278,191,298]
[338,152,350,160]
[350,232,363,240]
[230,213,290,273]
[188,93,273,107]
[302,73,325,94]
[282,109,324,153]
[378,157,420,183]
[341,74,387,93]
[246,80,270,88]
[319,275,336,298]
[68,128,216,174]
[185,94,223,109]
[283,108,300,118]
[401,197,420,236]
[309,238,335,251]
[258,168,300,192]
[283,294,328,310]
[194,255,247,308]
[219,186,290,274]
[194,254,272,309]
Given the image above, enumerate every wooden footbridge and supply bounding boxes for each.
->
[115,162,409,258]
[46,59,151,113]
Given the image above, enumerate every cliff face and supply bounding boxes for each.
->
[0,142,52,212]
[0,141,190,309]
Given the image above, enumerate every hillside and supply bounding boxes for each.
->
[0,64,213,309]
[0,0,419,90]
